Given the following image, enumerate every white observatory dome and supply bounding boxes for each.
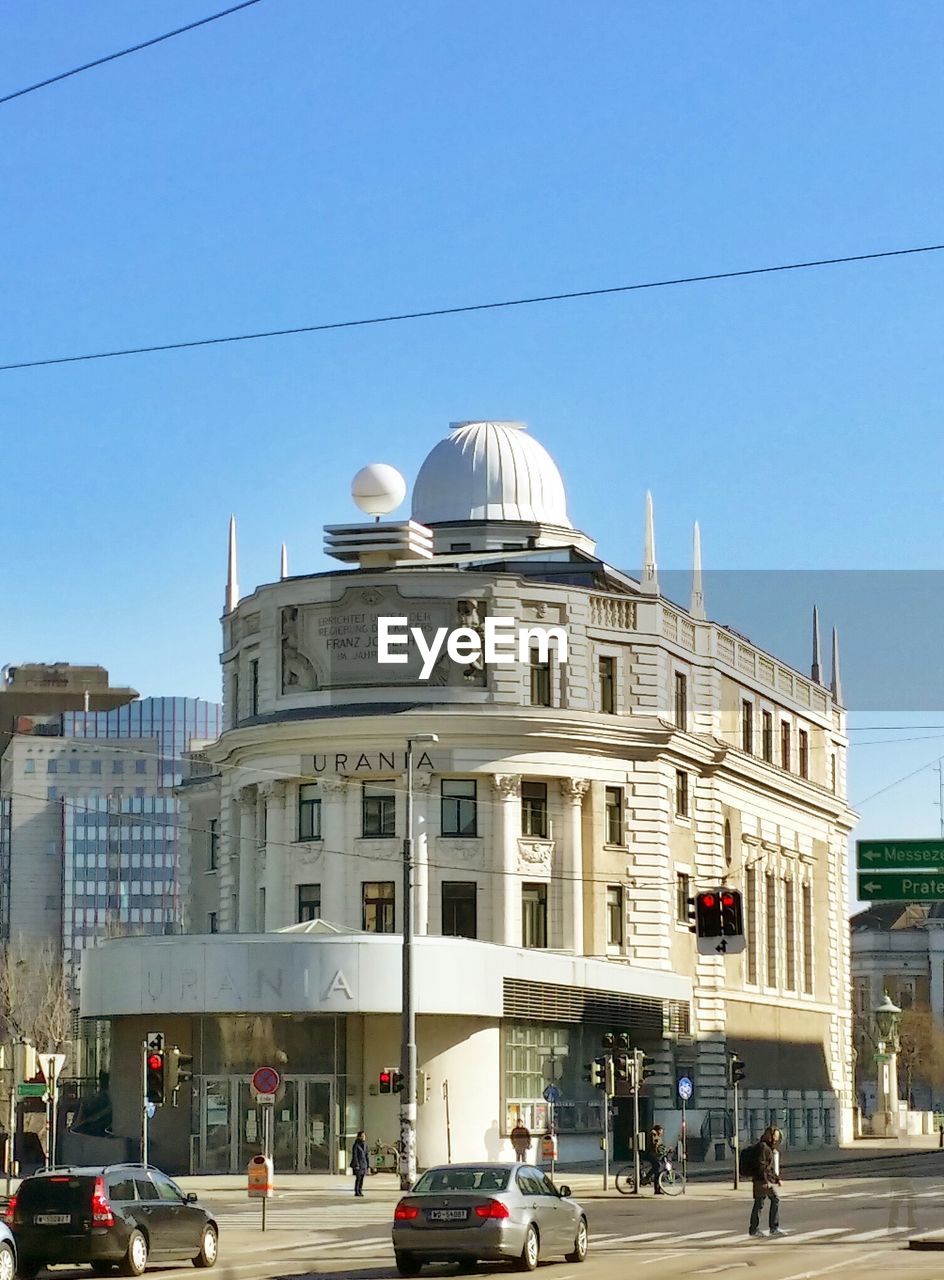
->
[411,421,572,527]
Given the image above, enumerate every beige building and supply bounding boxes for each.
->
[81,420,856,1174]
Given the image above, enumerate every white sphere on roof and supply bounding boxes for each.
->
[351,463,407,517]
[411,421,572,526]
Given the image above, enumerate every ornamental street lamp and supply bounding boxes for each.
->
[873,992,902,1137]
[400,733,439,1189]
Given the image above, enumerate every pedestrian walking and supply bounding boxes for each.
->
[748,1126,785,1237]
[510,1121,532,1163]
[350,1130,370,1196]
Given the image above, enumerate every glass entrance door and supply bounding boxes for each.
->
[201,1078,234,1172]
[201,1076,334,1172]
[237,1079,298,1170]
[304,1080,333,1172]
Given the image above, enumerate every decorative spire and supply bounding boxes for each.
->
[280,542,288,580]
[690,521,706,620]
[811,606,822,683]
[830,627,843,704]
[225,515,240,615]
[641,490,659,594]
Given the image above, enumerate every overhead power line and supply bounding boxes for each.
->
[0,0,264,108]
[1,241,942,373]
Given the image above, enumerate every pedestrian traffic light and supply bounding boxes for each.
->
[379,1067,396,1094]
[729,1054,746,1087]
[146,1050,166,1106]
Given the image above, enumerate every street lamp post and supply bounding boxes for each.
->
[873,992,902,1138]
[401,732,438,1190]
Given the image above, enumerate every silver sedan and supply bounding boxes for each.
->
[391,1162,589,1274]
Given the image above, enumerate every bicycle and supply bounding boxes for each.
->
[615,1153,684,1196]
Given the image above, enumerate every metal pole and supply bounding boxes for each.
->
[141,1041,148,1166]
[549,1098,555,1180]
[5,1042,17,1194]
[681,1098,687,1193]
[400,739,417,1190]
[632,1052,641,1195]
[443,1080,452,1164]
[47,1058,58,1171]
[732,1078,740,1191]
[602,1085,609,1191]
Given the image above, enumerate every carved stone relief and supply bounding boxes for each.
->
[491,774,522,799]
[517,839,554,871]
[281,605,320,693]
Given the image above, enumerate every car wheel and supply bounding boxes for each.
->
[394,1252,421,1277]
[120,1230,149,1277]
[516,1224,539,1272]
[566,1217,588,1263]
[0,1241,15,1280]
[192,1225,219,1269]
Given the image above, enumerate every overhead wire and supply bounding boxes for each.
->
[2,242,943,372]
[0,1,264,108]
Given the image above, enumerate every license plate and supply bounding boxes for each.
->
[34,1214,71,1225]
[428,1209,468,1221]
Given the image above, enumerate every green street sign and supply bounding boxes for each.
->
[857,871,944,901]
[856,839,944,872]
[17,1083,47,1098]
[873,1052,891,1063]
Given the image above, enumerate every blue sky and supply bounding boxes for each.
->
[2,2,943,897]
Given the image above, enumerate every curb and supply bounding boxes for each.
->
[909,1236,944,1251]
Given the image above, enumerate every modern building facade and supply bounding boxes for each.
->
[0,697,220,991]
[81,420,856,1175]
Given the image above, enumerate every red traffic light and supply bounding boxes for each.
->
[147,1053,163,1070]
[701,893,716,908]
[721,893,734,906]
[380,1071,391,1083]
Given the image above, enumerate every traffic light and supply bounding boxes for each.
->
[695,891,722,937]
[417,1070,430,1104]
[601,1032,615,1052]
[729,1054,746,1087]
[146,1050,166,1106]
[392,1069,404,1093]
[379,1067,397,1094]
[584,1057,606,1089]
[614,1053,630,1082]
[720,889,744,938]
[176,1053,194,1083]
[604,1057,615,1097]
[637,1050,656,1083]
[164,1048,194,1104]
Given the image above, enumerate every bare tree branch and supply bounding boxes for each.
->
[0,936,72,1052]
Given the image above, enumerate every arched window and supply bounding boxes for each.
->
[724,819,732,865]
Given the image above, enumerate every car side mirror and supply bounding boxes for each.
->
[185,1192,198,1203]
[557,1184,571,1199]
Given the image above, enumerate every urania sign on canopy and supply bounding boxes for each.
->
[377,616,568,681]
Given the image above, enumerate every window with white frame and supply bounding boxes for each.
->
[675,871,691,925]
[674,670,687,730]
[675,770,689,818]
[765,871,778,987]
[298,784,322,840]
[741,700,754,754]
[606,885,624,947]
[604,786,623,845]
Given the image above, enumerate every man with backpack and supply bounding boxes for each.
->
[746,1126,785,1237]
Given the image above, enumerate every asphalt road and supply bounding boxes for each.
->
[20,1159,944,1280]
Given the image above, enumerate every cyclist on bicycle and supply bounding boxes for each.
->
[645,1124,667,1194]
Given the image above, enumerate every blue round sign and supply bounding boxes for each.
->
[542,1084,561,1104]
[677,1076,693,1102]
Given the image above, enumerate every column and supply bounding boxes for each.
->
[491,775,521,946]
[237,787,256,932]
[559,779,589,954]
[414,769,433,936]
[263,781,287,930]
[319,777,349,925]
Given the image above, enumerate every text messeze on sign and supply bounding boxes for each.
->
[856,838,944,902]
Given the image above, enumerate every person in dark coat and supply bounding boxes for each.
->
[749,1127,784,1237]
[350,1130,370,1196]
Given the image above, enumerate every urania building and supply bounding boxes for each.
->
[81,420,855,1174]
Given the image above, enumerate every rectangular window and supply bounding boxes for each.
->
[362,784,395,838]
[69,758,80,774]
[798,729,809,779]
[232,671,239,726]
[529,650,551,707]
[675,871,691,925]
[503,1023,572,1136]
[47,759,58,774]
[208,818,219,870]
[298,784,322,840]
[112,759,123,775]
[762,711,773,762]
[674,671,687,730]
[741,700,754,753]
[47,786,58,800]
[604,786,623,845]
[297,883,322,923]
[802,881,813,994]
[606,885,624,947]
[831,754,837,793]
[521,781,548,839]
[784,877,796,990]
[599,656,616,714]
[249,658,259,717]
[522,882,548,948]
[441,780,477,837]
[766,873,778,988]
[91,759,102,775]
[675,770,689,818]
[745,868,758,983]
[442,882,477,938]
[781,721,791,771]
[208,911,219,934]
[362,881,395,932]
[24,759,35,774]
[135,759,147,775]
